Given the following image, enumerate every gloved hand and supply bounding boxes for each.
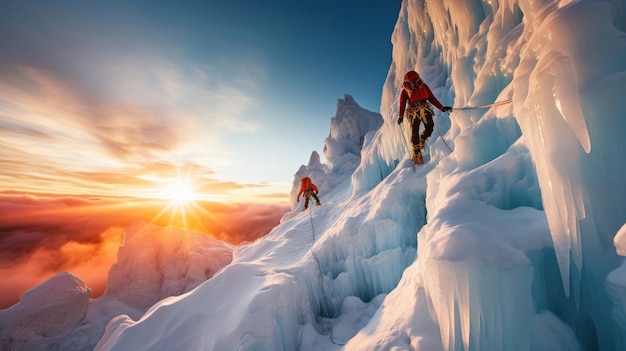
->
[397,117,403,125]
[442,106,452,113]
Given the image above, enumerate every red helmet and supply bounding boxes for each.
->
[301,177,311,187]
[404,70,420,82]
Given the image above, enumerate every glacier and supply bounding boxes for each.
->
[3,0,626,350]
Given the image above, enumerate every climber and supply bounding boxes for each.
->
[297,177,321,211]
[397,70,452,164]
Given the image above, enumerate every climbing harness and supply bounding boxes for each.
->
[404,101,453,155]
[406,100,432,124]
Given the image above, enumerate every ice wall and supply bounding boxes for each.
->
[353,0,626,349]
[366,0,624,296]
[512,1,626,348]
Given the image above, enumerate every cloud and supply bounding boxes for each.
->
[194,201,290,244]
[0,226,124,311]
[0,192,289,309]
[0,15,270,196]
[0,60,272,192]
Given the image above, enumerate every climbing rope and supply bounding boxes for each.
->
[452,98,512,110]
[436,114,453,153]
[307,208,345,346]
[434,98,513,151]
[308,209,327,315]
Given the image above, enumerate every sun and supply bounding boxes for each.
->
[151,176,209,229]
[167,180,196,205]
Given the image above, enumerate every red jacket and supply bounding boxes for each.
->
[398,82,444,117]
[297,177,318,200]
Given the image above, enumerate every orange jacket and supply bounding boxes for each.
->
[398,82,444,117]
[297,177,318,200]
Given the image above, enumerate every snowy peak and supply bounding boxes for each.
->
[324,94,383,173]
[106,221,234,309]
[0,272,91,348]
[290,95,382,209]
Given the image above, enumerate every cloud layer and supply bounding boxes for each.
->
[0,192,289,309]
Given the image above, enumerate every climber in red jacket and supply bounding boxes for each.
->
[297,177,321,211]
[397,70,452,164]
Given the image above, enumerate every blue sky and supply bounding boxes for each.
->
[0,0,401,202]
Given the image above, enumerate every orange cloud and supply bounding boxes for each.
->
[0,226,123,310]
[0,192,289,309]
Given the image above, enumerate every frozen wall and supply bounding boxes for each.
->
[350,0,626,349]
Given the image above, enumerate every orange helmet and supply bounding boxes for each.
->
[404,70,420,82]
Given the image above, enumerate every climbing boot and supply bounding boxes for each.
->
[419,137,428,150]
[412,151,423,165]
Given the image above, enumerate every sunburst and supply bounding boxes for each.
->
[152,175,207,229]
[167,180,196,205]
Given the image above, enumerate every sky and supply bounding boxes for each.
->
[0,0,401,202]
[0,0,401,307]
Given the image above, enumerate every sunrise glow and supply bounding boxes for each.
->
[166,180,197,205]
[148,175,209,230]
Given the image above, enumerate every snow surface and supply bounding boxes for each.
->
[4,0,626,350]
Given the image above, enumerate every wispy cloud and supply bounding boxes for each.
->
[0,0,276,199]
[0,46,272,197]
